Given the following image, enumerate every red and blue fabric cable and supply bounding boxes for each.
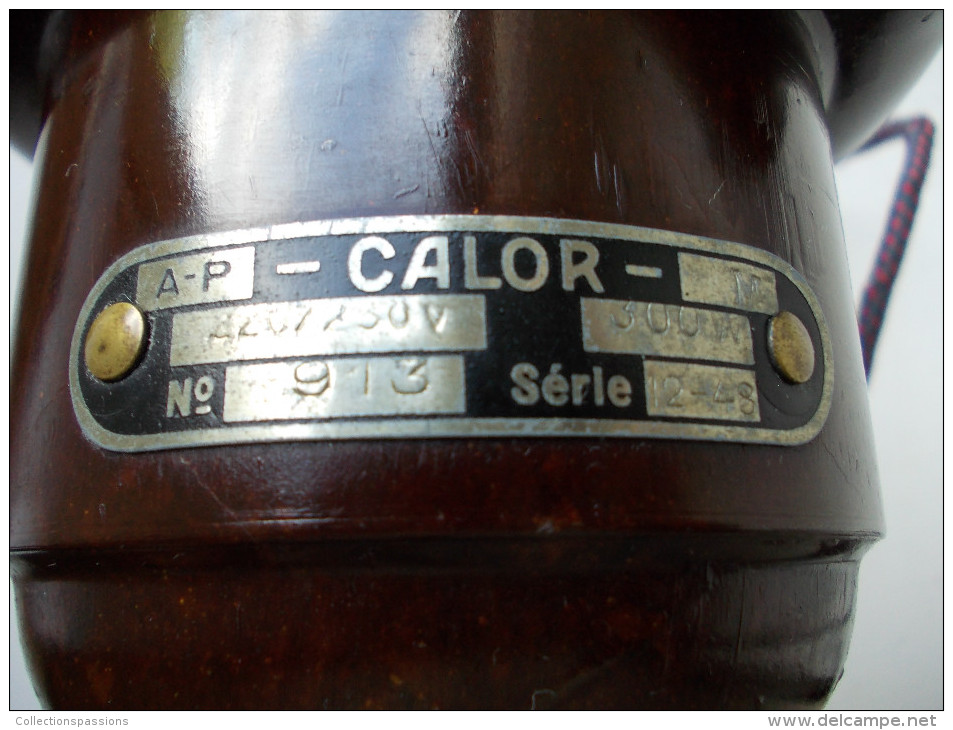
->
[853,116,935,378]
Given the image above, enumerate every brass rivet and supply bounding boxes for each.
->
[84,302,147,382]
[767,311,815,384]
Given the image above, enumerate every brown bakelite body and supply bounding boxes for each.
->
[12,11,928,709]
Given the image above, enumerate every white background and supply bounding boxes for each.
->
[7,53,942,711]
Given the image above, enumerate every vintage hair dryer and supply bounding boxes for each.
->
[10,10,941,709]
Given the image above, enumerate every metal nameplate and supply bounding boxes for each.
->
[70,216,833,451]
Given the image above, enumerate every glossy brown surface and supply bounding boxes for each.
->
[13,537,865,710]
[12,11,885,708]
[10,10,943,160]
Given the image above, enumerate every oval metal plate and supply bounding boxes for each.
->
[70,216,833,452]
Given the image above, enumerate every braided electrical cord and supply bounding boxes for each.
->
[854,117,935,378]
